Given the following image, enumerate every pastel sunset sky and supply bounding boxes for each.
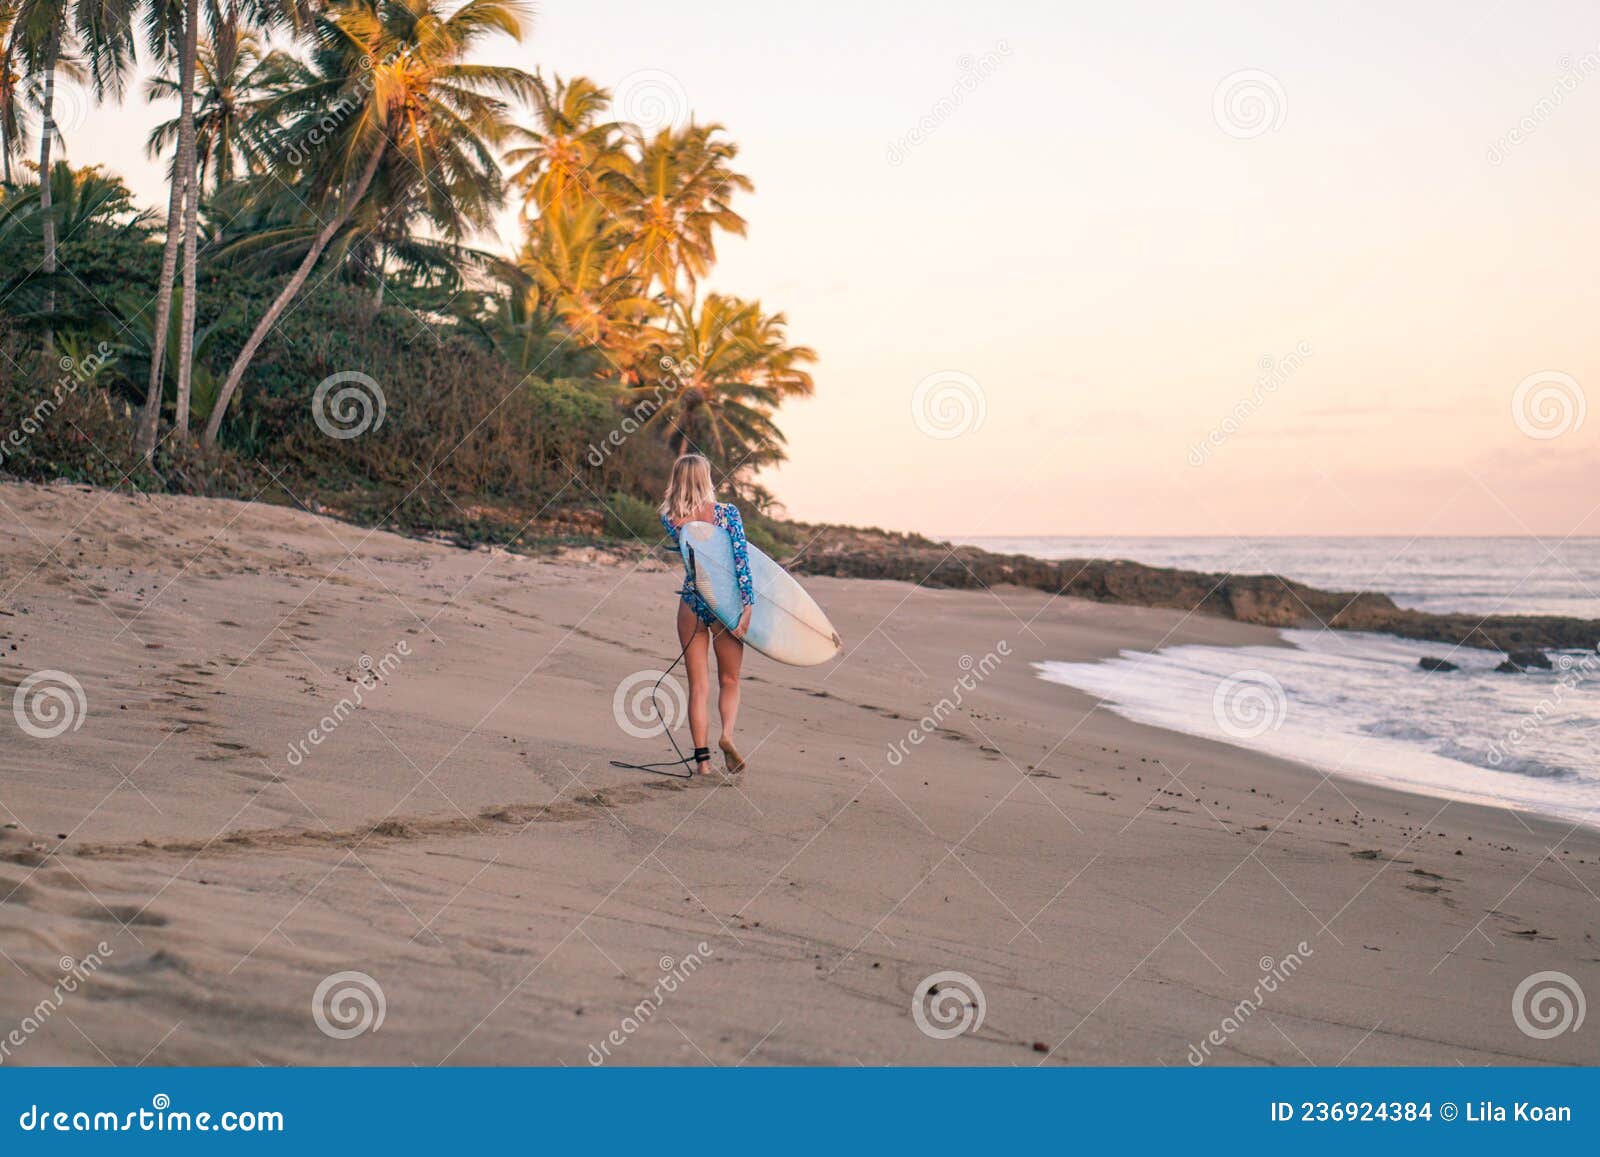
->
[66,0,1599,536]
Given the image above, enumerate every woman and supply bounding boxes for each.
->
[659,453,755,774]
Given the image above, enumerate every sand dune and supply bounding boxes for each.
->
[1,480,1595,1066]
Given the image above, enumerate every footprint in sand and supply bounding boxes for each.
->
[79,903,168,928]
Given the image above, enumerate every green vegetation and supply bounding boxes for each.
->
[0,0,816,547]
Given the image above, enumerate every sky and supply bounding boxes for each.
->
[61,0,1600,537]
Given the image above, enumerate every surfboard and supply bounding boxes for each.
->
[679,520,843,667]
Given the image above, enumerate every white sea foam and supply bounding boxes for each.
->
[1035,629,1600,827]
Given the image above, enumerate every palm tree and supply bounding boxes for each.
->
[137,0,312,456]
[135,0,193,457]
[648,293,815,475]
[5,0,137,344]
[0,17,90,188]
[202,0,539,446]
[517,198,655,372]
[145,9,287,191]
[0,160,152,324]
[613,122,750,301]
[1,2,24,186]
[503,72,622,220]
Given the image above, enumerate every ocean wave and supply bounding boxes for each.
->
[1034,627,1600,827]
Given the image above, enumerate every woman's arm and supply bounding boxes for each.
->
[722,505,756,609]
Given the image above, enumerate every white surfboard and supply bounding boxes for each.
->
[679,520,842,667]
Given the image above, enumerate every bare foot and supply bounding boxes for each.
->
[719,737,746,774]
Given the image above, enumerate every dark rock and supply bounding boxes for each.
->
[1495,649,1553,673]
[787,526,1600,654]
[1418,657,1458,673]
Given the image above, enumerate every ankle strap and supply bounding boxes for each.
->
[693,747,712,762]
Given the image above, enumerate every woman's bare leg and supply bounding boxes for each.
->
[677,601,711,764]
[712,627,746,771]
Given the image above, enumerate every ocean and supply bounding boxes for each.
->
[954,537,1600,827]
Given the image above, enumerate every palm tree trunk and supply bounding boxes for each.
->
[0,28,18,187]
[203,145,385,447]
[36,24,58,348]
[1,66,14,187]
[136,5,199,460]
[372,239,386,309]
[174,0,202,436]
[135,169,186,459]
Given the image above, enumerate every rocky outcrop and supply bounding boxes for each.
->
[786,526,1600,654]
[1418,657,1459,672]
[1495,649,1553,673]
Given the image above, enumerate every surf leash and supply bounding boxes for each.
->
[607,630,705,778]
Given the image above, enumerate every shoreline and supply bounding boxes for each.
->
[2,481,1596,1066]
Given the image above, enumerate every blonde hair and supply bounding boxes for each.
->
[660,453,716,524]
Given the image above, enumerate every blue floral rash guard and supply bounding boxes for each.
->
[661,502,756,627]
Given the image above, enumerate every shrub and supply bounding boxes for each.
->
[603,491,664,543]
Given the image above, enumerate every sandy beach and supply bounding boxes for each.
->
[1,480,1595,1067]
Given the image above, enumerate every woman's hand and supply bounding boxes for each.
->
[733,606,753,639]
